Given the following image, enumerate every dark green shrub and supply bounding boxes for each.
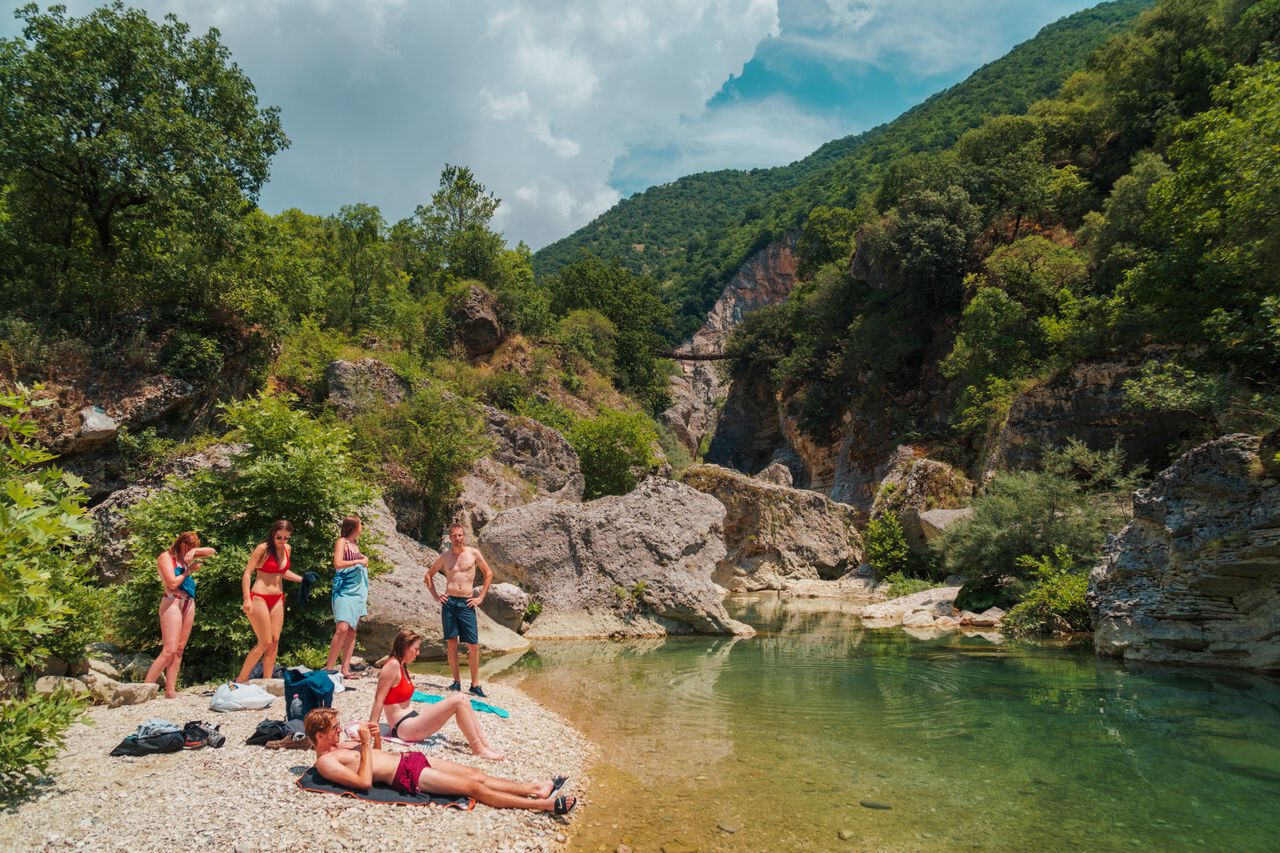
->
[555,309,617,374]
[567,407,659,499]
[883,571,940,599]
[1003,546,1091,635]
[161,329,224,382]
[112,393,374,679]
[864,513,909,580]
[274,316,345,403]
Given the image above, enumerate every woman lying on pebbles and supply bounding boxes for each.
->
[370,629,506,760]
[307,709,575,814]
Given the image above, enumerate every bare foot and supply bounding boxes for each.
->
[537,779,554,798]
[163,692,178,700]
[473,745,506,761]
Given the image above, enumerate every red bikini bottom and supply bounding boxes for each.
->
[251,591,284,610]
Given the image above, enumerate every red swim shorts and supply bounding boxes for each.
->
[391,750,431,796]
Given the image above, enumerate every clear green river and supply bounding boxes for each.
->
[493,594,1280,853]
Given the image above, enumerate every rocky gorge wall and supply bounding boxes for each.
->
[1090,433,1280,671]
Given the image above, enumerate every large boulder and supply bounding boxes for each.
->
[324,358,409,416]
[449,285,504,359]
[680,464,863,591]
[46,376,197,457]
[871,446,973,518]
[860,587,962,628]
[478,478,754,639]
[359,498,530,660]
[479,583,530,634]
[1090,434,1280,671]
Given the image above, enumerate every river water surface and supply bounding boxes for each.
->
[495,595,1280,852]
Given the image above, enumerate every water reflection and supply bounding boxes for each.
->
[506,594,1280,853]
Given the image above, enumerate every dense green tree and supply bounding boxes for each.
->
[796,206,858,277]
[0,2,286,321]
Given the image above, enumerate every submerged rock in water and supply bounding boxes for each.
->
[859,800,892,810]
[479,477,754,639]
[1090,433,1280,671]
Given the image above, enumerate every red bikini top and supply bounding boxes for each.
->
[259,548,289,575]
[385,661,413,705]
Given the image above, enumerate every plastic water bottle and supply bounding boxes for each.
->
[289,693,303,719]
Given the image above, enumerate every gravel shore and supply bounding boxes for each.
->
[0,673,591,853]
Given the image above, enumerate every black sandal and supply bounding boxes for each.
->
[554,795,576,815]
[550,775,571,798]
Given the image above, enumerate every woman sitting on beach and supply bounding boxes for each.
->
[235,519,304,683]
[144,531,216,698]
[370,630,506,760]
[325,515,369,678]
[306,708,574,813]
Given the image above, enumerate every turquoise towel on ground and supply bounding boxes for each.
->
[411,689,509,719]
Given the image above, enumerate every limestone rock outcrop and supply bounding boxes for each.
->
[860,587,962,627]
[360,498,530,660]
[754,462,794,487]
[448,284,504,359]
[479,583,531,634]
[47,377,197,457]
[478,478,754,639]
[89,443,243,582]
[982,357,1198,479]
[680,463,863,591]
[662,233,799,456]
[1090,434,1280,671]
[324,358,409,416]
[452,405,584,540]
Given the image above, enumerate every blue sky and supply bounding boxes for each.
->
[1,1,1095,248]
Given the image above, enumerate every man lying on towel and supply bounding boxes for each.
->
[305,708,575,814]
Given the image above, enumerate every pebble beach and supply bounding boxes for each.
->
[0,673,591,853]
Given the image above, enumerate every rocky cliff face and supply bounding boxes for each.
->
[982,356,1199,480]
[680,463,863,591]
[1089,434,1280,671]
[478,478,754,639]
[662,232,799,456]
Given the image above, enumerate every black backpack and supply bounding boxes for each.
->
[246,719,290,746]
[282,668,334,721]
[182,720,225,750]
[109,730,184,757]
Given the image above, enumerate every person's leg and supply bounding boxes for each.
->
[325,621,350,671]
[235,597,274,683]
[414,767,561,812]
[164,600,196,697]
[446,637,461,685]
[145,598,182,697]
[427,754,549,797]
[262,597,285,676]
[340,621,358,675]
[467,642,480,687]
[393,694,504,760]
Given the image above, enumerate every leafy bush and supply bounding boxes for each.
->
[1003,546,1091,635]
[0,685,86,802]
[274,316,345,402]
[161,329,224,382]
[883,571,942,599]
[864,513,909,580]
[0,385,95,799]
[555,309,617,375]
[353,383,488,536]
[938,470,1115,583]
[113,393,375,679]
[567,407,659,499]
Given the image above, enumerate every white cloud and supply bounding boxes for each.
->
[7,0,1089,248]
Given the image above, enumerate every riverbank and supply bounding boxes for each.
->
[0,673,590,853]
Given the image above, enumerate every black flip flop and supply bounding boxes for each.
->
[550,776,572,798]
[554,795,576,816]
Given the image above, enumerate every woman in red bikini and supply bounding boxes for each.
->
[370,629,505,760]
[236,519,304,683]
[144,531,216,698]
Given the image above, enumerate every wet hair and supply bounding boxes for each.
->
[340,515,361,539]
[391,629,422,663]
[304,707,339,745]
[169,531,200,564]
[262,519,294,563]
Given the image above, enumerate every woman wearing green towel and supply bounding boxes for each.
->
[326,515,369,678]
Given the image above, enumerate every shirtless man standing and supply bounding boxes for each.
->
[305,708,574,813]
[425,523,494,697]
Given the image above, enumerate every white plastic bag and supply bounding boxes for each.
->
[210,681,276,712]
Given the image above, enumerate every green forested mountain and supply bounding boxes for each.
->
[534,0,1153,339]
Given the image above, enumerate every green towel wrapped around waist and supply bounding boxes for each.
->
[411,689,509,718]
